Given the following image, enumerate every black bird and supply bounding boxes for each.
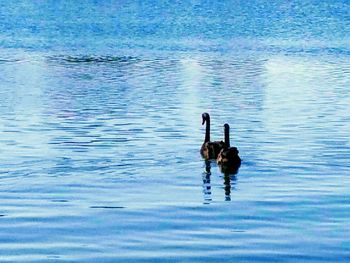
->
[217,123,241,173]
[200,113,225,160]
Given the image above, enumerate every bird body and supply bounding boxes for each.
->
[217,123,241,173]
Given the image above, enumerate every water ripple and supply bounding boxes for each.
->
[48,55,139,65]
[0,1,350,261]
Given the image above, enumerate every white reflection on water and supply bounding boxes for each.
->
[180,57,203,107]
[0,56,55,162]
[262,56,350,168]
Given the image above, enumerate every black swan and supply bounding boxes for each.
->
[217,123,241,173]
[200,113,225,160]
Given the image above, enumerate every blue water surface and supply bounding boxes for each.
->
[0,0,350,262]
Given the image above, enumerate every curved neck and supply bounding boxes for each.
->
[204,117,210,143]
[224,125,230,148]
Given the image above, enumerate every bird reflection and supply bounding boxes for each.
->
[223,173,231,201]
[202,160,212,204]
[223,172,237,201]
[201,160,239,203]
[219,162,239,201]
[204,160,211,174]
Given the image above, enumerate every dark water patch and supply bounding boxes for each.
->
[51,200,69,203]
[90,206,125,209]
[48,55,140,65]
[230,229,246,233]
[0,58,22,63]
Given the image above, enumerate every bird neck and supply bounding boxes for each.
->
[224,126,230,148]
[204,117,210,143]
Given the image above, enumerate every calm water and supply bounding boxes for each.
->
[1,0,350,262]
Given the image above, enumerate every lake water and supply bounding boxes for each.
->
[0,0,350,262]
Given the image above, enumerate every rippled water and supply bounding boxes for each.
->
[1,1,350,262]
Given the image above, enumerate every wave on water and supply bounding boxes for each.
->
[0,58,22,63]
[48,55,139,64]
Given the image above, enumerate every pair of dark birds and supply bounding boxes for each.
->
[200,113,241,173]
